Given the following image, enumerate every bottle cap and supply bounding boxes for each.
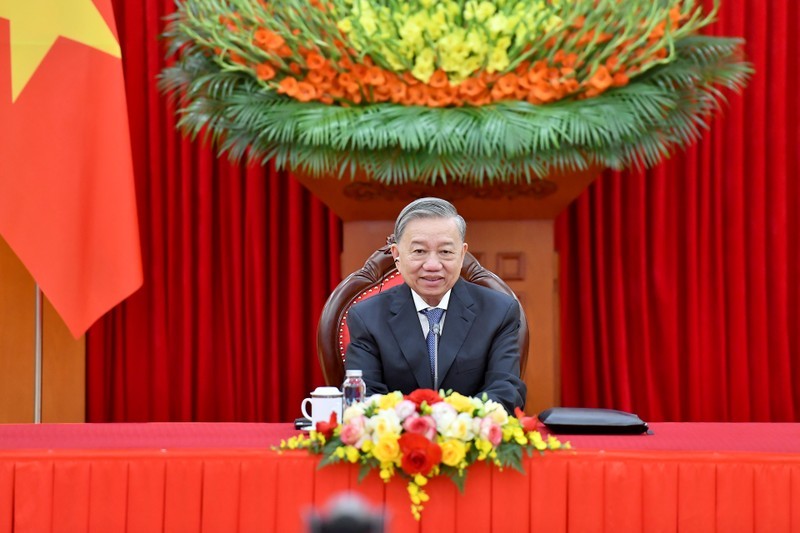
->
[345,369,363,377]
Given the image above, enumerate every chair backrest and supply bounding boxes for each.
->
[316,238,530,387]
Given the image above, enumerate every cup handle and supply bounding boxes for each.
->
[301,398,312,420]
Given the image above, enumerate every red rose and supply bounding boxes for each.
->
[515,407,538,433]
[405,389,443,408]
[315,411,338,440]
[398,433,442,476]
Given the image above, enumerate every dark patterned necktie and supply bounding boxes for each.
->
[421,308,445,385]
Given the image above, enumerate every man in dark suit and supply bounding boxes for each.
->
[344,197,526,413]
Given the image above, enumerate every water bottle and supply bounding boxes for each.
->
[342,369,366,408]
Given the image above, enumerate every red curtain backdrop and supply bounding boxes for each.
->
[556,0,800,422]
[88,0,797,423]
[86,0,342,422]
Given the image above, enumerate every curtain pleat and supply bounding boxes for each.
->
[557,0,800,421]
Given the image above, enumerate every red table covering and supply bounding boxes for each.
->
[1,422,799,532]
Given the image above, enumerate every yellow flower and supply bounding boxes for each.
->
[414,474,428,486]
[379,465,394,480]
[337,18,353,33]
[531,431,547,451]
[372,434,401,463]
[487,47,509,73]
[377,391,403,410]
[465,1,497,22]
[547,435,562,450]
[474,438,493,459]
[487,13,509,36]
[444,392,474,413]
[345,445,361,463]
[411,50,436,83]
[361,439,374,453]
[440,439,467,466]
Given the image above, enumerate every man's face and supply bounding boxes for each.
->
[392,216,467,307]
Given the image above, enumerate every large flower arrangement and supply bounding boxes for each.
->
[278,389,566,520]
[160,0,750,184]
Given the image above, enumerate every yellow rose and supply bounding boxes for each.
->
[444,392,474,413]
[372,434,401,463]
[440,439,467,466]
[377,391,403,410]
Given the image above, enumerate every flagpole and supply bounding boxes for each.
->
[34,283,42,423]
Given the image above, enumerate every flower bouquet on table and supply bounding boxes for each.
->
[278,389,568,520]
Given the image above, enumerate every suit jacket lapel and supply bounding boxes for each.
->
[438,280,476,385]
[388,286,433,389]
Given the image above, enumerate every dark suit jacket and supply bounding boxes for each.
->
[344,279,526,413]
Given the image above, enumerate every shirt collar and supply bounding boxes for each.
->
[410,289,451,313]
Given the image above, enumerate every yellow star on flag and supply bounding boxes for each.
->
[0,0,120,101]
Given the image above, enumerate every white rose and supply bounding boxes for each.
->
[366,409,402,439]
[444,412,477,441]
[431,401,458,432]
[394,400,418,421]
[483,400,509,425]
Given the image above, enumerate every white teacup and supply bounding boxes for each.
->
[301,386,343,426]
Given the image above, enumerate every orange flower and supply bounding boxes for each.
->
[306,69,329,87]
[495,73,518,95]
[228,50,246,66]
[277,77,298,96]
[649,20,666,40]
[254,28,285,51]
[338,56,354,70]
[556,51,579,69]
[458,77,486,98]
[531,82,557,103]
[305,52,326,70]
[561,79,580,94]
[388,80,407,104]
[406,85,427,106]
[294,82,318,102]
[576,29,596,46]
[219,15,238,32]
[364,66,386,87]
[587,65,613,91]
[612,72,629,87]
[256,63,276,81]
[428,70,449,89]
[669,7,682,28]
[350,64,368,80]
[337,72,359,93]
[402,72,420,86]
[427,87,454,107]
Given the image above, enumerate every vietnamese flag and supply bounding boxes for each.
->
[0,0,142,337]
